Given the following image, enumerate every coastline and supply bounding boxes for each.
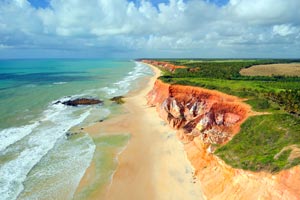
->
[145,62,300,199]
[75,63,205,200]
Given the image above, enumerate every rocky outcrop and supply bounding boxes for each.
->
[110,96,125,104]
[147,80,300,200]
[61,98,103,106]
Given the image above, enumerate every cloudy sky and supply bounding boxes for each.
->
[0,0,299,58]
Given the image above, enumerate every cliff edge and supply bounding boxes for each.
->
[147,79,300,200]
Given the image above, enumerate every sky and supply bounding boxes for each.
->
[0,0,299,59]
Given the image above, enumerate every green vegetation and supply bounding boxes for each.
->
[245,98,271,111]
[159,59,300,115]
[157,59,300,172]
[110,96,125,104]
[267,90,300,116]
[215,114,300,172]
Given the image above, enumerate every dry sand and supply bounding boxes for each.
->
[76,64,205,200]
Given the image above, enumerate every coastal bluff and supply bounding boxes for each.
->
[147,79,300,200]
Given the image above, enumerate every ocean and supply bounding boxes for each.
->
[0,59,153,200]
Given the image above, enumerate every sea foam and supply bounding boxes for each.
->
[0,122,39,152]
[0,97,91,200]
[100,61,153,97]
[17,134,95,200]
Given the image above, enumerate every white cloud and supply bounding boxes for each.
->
[0,0,299,58]
[0,44,12,49]
[273,24,299,37]
[228,0,300,25]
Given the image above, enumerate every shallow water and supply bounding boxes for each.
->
[0,59,153,200]
[73,134,131,200]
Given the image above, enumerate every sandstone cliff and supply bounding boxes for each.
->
[142,60,186,73]
[147,80,300,200]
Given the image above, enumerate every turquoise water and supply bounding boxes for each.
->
[0,59,153,200]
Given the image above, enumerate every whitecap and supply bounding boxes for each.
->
[17,134,95,200]
[0,99,91,200]
[0,122,39,152]
[99,61,153,98]
[53,82,67,85]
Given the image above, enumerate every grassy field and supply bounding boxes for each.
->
[215,114,300,172]
[157,59,300,173]
[161,77,299,96]
[240,63,300,77]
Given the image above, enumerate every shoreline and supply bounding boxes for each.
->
[74,63,205,200]
[145,62,300,199]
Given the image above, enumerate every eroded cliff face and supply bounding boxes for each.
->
[147,80,250,150]
[147,80,300,200]
[142,60,186,73]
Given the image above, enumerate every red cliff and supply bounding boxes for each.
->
[142,60,186,73]
[147,80,300,200]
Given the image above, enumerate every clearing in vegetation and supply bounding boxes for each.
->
[240,63,300,77]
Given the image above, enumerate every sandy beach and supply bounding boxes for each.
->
[75,64,205,200]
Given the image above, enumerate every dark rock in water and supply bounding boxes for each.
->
[66,132,80,138]
[110,96,125,104]
[62,98,103,106]
[99,119,104,122]
[54,100,61,105]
